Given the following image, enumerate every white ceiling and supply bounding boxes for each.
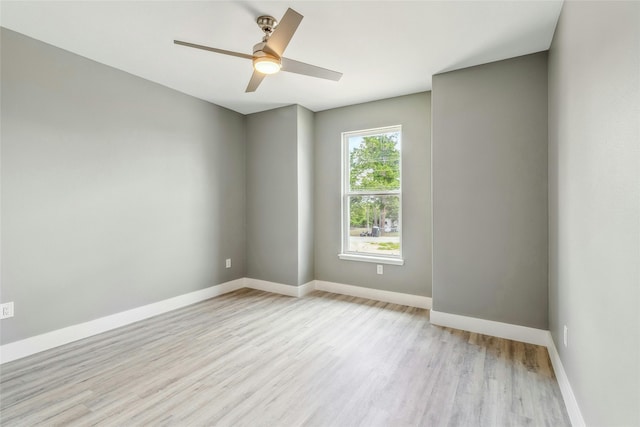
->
[1,1,563,115]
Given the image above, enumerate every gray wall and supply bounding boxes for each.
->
[245,105,299,286]
[245,105,315,287]
[432,53,548,329]
[0,28,246,344]
[297,106,315,285]
[314,93,432,296]
[548,2,640,425]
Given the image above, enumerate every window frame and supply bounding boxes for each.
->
[339,125,404,266]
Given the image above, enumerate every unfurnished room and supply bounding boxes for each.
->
[0,1,638,426]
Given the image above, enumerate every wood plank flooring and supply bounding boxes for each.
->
[0,289,570,426]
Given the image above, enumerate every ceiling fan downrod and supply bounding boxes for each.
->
[256,15,277,40]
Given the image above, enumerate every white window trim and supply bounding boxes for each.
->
[338,253,405,266]
[339,125,404,264]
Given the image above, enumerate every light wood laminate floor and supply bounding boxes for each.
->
[0,289,570,426]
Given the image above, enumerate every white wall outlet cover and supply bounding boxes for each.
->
[225,259,231,268]
[1,302,15,319]
[376,265,383,275]
[563,325,568,347]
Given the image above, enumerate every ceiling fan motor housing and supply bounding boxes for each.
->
[252,41,281,74]
[253,41,278,58]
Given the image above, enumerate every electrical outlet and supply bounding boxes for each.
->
[1,302,14,319]
[376,265,383,275]
[563,325,568,347]
[225,258,231,268]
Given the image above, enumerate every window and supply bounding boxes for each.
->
[340,126,403,265]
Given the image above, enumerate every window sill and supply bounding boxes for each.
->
[338,253,405,266]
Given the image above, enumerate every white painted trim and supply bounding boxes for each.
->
[243,278,316,298]
[297,280,316,297]
[546,332,586,427]
[429,310,549,346]
[338,253,405,265]
[314,280,431,309]
[0,279,245,364]
[243,278,301,297]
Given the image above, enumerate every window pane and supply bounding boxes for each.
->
[348,131,400,192]
[348,195,400,256]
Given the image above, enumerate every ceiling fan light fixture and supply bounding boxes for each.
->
[253,55,282,74]
[174,7,342,93]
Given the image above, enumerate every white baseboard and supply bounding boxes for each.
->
[243,278,315,298]
[314,280,432,309]
[0,278,245,364]
[297,280,316,297]
[245,278,432,309]
[429,310,549,346]
[244,278,300,297]
[546,332,586,427]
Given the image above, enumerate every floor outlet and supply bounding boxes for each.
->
[1,302,14,319]
[376,265,383,275]
[225,258,231,268]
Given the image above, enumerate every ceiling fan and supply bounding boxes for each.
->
[174,8,343,93]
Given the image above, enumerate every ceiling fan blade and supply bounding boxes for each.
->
[174,40,253,60]
[281,58,343,82]
[245,70,266,92]
[264,8,303,57]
